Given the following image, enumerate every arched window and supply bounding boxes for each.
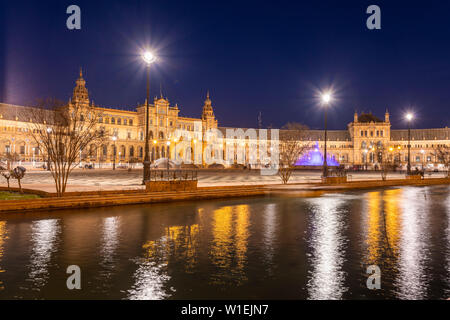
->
[129,146,134,157]
[361,141,367,149]
[149,131,154,139]
[139,147,143,158]
[159,131,164,139]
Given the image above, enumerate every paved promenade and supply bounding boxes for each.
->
[5,168,446,193]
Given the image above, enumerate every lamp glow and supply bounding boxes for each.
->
[406,113,413,121]
[143,51,156,65]
[321,92,332,105]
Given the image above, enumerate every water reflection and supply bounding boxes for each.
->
[383,189,401,264]
[28,219,60,289]
[445,189,450,296]
[263,204,277,272]
[0,186,449,300]
[0,221,7,291]
[128,224,199,300]
[365,191,383,265]
[395,187,430,299]
[363,190,401,269]
[99,217,120,283]
[306,196,347,300]
[210,205,250,286]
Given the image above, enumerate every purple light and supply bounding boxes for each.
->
[295,142,340,166]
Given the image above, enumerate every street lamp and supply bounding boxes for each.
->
[363,149,368,171]
[421,149,425,170]
[405,112,414,175]
[173,138,178,162]
[321,91,332,178]
[112,136,117,170]
[166,141,171,171]
[142,50,157,184]
[46,127,52,171]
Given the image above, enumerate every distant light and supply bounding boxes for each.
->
[112,136,117,141]
[143,51,156,65]
[405,113,413,121]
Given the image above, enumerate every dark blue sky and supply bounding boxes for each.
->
[1,0,449,129]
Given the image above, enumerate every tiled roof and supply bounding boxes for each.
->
[391,128,449,141]
[0,103,38,122]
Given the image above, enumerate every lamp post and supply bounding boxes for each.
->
[46,127,52,171]
[174,138,178,163]
[321,92,332,178]
[142,51,157,184]
[421,149,425,170]
[364,149,368,171]
[406,113,413,175]
[112,136,117,170]
[166,141,171,171]
[193,139,197,165]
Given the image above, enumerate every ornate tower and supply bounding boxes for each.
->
[385,109,390,123]
[201,91,217,130]
[71,68,90,107]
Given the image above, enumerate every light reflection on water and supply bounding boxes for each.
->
[0,185,449,300]
[0,221,7,291]
[263,204,277,274]
[27,219,60,290]
[446,191,450,296]
[209,205,250,286]
[395,187,431,299]
[306,196,347,300]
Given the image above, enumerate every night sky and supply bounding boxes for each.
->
[1,0,450,130]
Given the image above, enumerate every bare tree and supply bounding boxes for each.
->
[1,152,20,170]
[434,145,450,177]
[25,98,108,196]
[277,122,310,184]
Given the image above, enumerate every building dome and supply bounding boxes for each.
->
[358,113,383,123]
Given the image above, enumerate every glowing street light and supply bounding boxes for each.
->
[142,50,157,184]
[321,92,332,105]
[320,90,333,178]
[405,113,413,122]
[143,51,156,65]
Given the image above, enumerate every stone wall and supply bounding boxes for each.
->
[145,180,198,192]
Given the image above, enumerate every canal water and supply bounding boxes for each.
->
[0,185,449,300]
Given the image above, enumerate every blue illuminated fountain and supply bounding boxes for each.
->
[295,142,340,167]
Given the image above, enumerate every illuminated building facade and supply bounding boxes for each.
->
[0,71,449,170]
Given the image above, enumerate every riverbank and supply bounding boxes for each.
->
[0,177,448,213]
